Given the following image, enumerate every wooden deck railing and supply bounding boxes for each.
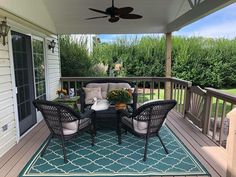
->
[60,77,236,148]
[185,86,207,129]
[60,77,191,117]
[185,86,236,147]
[60,76,172,101]
[171,77,192,116]
[226,108,236,177]
[204,88,236,146]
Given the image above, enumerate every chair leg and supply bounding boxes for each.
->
[124,130,127,135]
[91,126,95,146]
[117,114,122,145]
[118,131,122,145]
[157,134,169,154]
[92,113,97,136]
[143,136,149,161]
[41,134,53,157]
[61,137,68,163]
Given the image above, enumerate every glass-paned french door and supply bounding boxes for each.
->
[32,39,46,100]
[12,31,36,135]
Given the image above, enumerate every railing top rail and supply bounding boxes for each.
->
[190,86,206,96]
[60,77,172,82]
[205,87,236,104]
[171,77,192,87]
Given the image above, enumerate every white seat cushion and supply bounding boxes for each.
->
[122,116,148,134]
[63,128,78,135]
[62,120,78,135]
[62,118,91,135]
[62,120,78,130]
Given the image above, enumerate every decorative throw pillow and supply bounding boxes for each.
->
[83,87,102,104]
[86,83,108,99]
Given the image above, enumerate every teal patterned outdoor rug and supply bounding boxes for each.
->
[19,125,209,177]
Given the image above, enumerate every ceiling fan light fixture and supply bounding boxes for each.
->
[109,17,119,23]
[87,0,142,23]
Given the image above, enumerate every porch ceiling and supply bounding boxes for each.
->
[0,0,235,34]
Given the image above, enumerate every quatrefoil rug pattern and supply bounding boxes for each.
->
[20,125,209,177]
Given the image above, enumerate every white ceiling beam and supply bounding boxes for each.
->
[166,0,236,32]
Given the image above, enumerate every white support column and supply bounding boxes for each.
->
[226,108,236,177]
[165,32,172,100]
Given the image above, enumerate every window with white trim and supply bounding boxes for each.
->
[32,39,46,100]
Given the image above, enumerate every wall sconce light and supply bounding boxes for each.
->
[48,40,56,53]
[0,17,11,46]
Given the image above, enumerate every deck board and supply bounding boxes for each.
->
[0,111,227,177]
[166,117,221,177]
[167,111,227,176]
[0,121,45,169]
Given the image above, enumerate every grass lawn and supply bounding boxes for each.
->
[220,88,236,96]
[137,89,165,103]
[137,88,236,118]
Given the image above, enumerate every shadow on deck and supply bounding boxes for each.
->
[0,110,227,177]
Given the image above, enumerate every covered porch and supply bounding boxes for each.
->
[0,76,235,177]
[0,0,236,177]
[0,103,226,177]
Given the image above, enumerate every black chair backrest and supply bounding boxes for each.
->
[33,100,80,136]
[133,100,177,134]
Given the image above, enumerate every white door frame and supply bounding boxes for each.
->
[8,25,49,142]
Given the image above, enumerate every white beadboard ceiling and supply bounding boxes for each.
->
[1,0,235,34]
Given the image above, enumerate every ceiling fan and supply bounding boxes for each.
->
[86,0,143,23]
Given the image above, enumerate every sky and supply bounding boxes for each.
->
[99,2,236,43]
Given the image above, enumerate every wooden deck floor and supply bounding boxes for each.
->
[0,110,227,177]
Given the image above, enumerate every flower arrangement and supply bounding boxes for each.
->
[56,88,67,96]
[107,89,132,104]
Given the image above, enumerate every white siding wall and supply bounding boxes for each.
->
[46,37,61,100]
[0,37,17,157]
[0,34,61,158]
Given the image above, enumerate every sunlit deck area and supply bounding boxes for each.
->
[0,109,226,177]
[1,1,236,177]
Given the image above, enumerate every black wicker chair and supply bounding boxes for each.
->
[117,100,177,161]
[33,99,95,163]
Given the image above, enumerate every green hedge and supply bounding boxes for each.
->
[60,35,93,77]
[92,36,236,88]
[60,35,236,88]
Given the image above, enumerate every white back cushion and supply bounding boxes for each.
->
[108,83,131,92]
[83,87,102,104]
[86,83,108,99]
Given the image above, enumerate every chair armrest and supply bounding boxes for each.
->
[79,89,85,112]
[80,109,95,119]
[118,109,133,118]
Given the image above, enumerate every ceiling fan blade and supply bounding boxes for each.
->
[109,17,120,23]
[119,14,143,19]
[89,8,108,15]
[117,7,134,15]
[86,16,108,20]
